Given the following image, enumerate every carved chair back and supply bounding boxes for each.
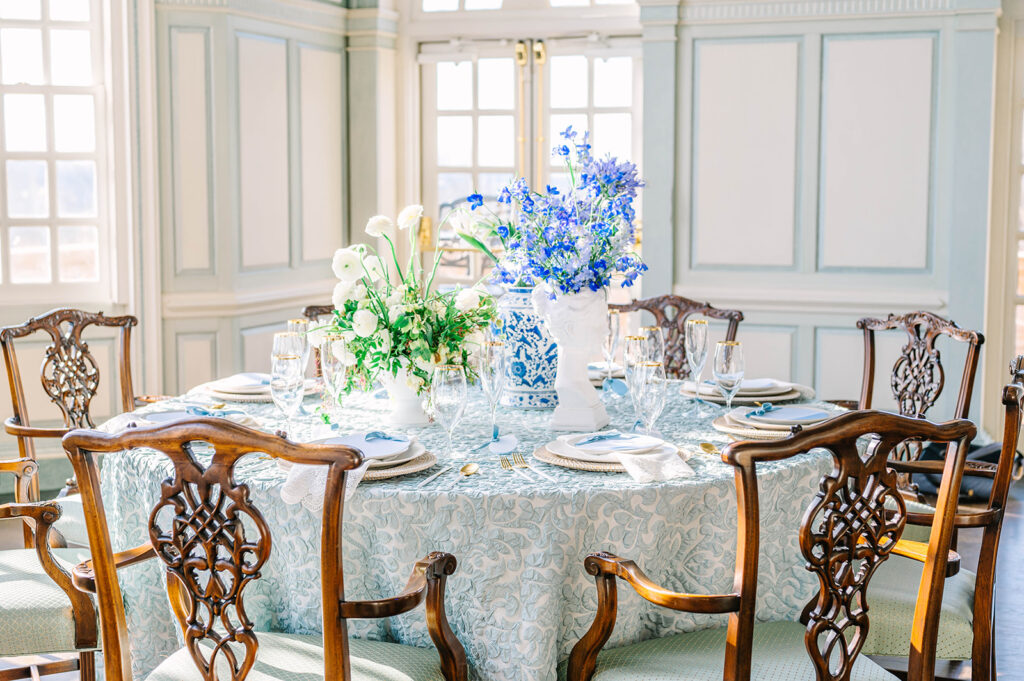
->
[722,411,974,681]
[610,294,743,379]
[855,311,983,420]
[63,418,363,681]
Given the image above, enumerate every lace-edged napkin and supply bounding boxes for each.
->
[558,432,695,483]
[616,447,695,483]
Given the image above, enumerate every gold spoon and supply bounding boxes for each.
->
[699,442,722,457]
[459,462,480,479]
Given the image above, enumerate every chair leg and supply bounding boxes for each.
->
[78,652,95,681]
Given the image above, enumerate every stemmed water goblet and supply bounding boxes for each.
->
[685,319,709,415]
[478,341,506,443]
[640,325,665,365]
[319,333,347,420]
[270,332,305,436]
[635,361,668,436]
[602,310,622,399]
[431,365,468,459]
[623,335,648,429]
[713,341,745,411]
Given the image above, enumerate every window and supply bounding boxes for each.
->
[420,38,642,286]
[0,0,110,300]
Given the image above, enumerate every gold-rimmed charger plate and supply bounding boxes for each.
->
[363,451,437,481]
[680,388,802,405]
[532,444,624,473]
[711,415,792,441]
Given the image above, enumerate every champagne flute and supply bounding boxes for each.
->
[271,332,305,436]
[431,365,467,459]
[636,362,668,436]
[603,310,621,385]
[713,341,745,411]
[319,333,347,419]
[685,319,709,413]
[287,319,311,376]
[623,335,648,427]
[478,341,506,442]
[640,325,665,365]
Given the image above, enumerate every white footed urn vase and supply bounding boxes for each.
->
[532,287,611,432]
[380,368,430,427]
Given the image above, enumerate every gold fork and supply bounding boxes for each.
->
[512,452,555,482]
[500,456,531,481]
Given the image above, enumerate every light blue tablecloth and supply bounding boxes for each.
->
[97,385,836,681]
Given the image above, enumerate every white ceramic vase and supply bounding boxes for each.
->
[380,368,429,427]
[532,287,611,432]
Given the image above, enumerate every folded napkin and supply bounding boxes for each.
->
[617,448,694,483]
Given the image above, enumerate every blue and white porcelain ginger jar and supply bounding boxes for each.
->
[497,287,558,409]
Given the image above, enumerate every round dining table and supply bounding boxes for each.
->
[96,382,836,681]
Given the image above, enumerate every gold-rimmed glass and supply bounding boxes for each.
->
[640,325,665,366]
[636,361,668,435]
[287,318,311,376]
[270,332,305,433]
[319,333,347,418]
[713,340,745,411]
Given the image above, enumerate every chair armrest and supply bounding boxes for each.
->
[889,459,997,480]
[5,416,69,439]
[903,508,1002,529]
[888,539,961,578]
[71,543,157,593]
[585,552,740,614]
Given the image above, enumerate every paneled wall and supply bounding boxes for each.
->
[155,0,352,392]
[639,0,999,421]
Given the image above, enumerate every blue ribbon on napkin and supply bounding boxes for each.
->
[186,406,246,418]
[745,403,778,418]
[365,431,407,442]
[578,430,636,446]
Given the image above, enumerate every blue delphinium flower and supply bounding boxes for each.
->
[468,193,484,210]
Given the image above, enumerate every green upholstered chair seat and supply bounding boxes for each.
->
[146,632,447,681]
[0,547,94,656]
[52,494,91,547]
[900,499,937,543]
[556,621,897,681]
[861,554,976,659]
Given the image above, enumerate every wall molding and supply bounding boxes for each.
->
[671,284,947,315]
[649,0,1001,24]
[162,280,334,319]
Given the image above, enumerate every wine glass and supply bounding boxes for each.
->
[270,332,305,435]
[685,319,709,412]
[623,335,648,426]
[640,325,665,365]
[603,310,621,385]
[431,365,467,459]
[319,333,347,419]
[478,341,506,441]
[287,318,311,376]
[636,362,668,436]
[713,341,745,411]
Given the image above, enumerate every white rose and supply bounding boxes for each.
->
[365,215,393,239]
[352,309,378,337]
[332,247,363,282]
[363,255,385,282]
[454,288,482,312]
[397,204,424,231]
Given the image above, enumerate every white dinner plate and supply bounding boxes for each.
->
[548,437,679,463]
[725,409,792,432]
[285,440,424,470]
[208,372,273,395]
[741,405,831,427]
[318,433,412,460]
[141,410,192,424]
[560,432,664,456]
[685,378,794,398]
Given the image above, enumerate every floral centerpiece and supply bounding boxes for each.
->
[327,204,496,425]
[457,127,646,429]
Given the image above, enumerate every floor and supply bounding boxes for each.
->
[1,484,1021,680]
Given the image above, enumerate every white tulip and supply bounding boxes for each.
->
[455,288,482,312]
[397,204,424,231]
[332,247,363,282]
[352,309,378,337]
[365,215,393,238]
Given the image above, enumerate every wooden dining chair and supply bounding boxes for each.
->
[0,456,98,680]
[303,304,335,378]
[861,355,1024,681]
[1,308,138,547]
[610,294,743,380]
[62,417,468,681]
[563,410,974,681]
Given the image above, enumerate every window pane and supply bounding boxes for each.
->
[423,0,458,11]
[593,112,631,159]
[1,29,45,85]
[6,160,49,217]
[437,172,473,212]
[465,0,502,9]
[49,0,90,21]
[4,94,47,151]
[437,116,472,166]
[593,57,632,107]
[0,0,41,19]
[549,56,588,109]
[436,61,472,110]
[478,58,514,110]
[477,115,513,167]
[477,172,509,199]
[548,172,571,194]
[9,226,51,283]
[53,94,95,152]
[56,160,96,217]
[50,29,93,85]
[58,225,98,281]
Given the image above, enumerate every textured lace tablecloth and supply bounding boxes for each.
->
[97,385,837,681]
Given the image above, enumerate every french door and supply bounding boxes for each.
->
[419,37,642,287]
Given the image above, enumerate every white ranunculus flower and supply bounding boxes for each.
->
[405,373,424,391]
[341,330,356,342]
[365,215,393,239]
[386,291,403,307]
[332,281,354,310]
[350,283,367,301]
[389,304,405,324]
[332,247,363,282]
[414,355,436,374]
[363,255,385,282]
[397,204,424,231]
[454,288,482,312]
[352,309,378,337]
